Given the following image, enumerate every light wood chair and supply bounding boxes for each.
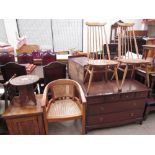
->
[41,79,86,134]
[116,22,150,90]
[84,22,120,94]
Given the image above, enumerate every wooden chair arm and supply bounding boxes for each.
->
[41,84,49,107]
[76,82,86,104]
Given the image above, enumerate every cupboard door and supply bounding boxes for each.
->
[7,116,43,135]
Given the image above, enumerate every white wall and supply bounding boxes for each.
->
[2,19,146,53]
[83,19,146,51]
[4,19,18,54]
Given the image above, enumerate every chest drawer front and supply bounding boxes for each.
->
[104,94,120,102]
[87,99,145,115]
[87,109,143,125]
[87,96,105,104]
[135,91,148,99]
[121,92,135,100]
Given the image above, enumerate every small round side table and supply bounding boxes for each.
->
[10,75,39,106]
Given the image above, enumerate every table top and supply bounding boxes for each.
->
[10,75,39,86]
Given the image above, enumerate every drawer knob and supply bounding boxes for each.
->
[130,113,134,117]
[133,102,137,106]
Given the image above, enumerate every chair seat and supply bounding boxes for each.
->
[88,59,118,66]
[118,58,150,64]
[47,99,82,120]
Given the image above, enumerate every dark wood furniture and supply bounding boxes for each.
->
[10,75,39,106]
[43,61,66,86]
[0,52,15,65]
[17,53,34,64]
[68,57,149,133]
[42,79,86,134]
[83,80,148,132]
[1,62,27,82]
[2,94,45,135]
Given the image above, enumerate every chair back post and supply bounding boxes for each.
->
[117,22,139,60]
[86,22,110,62]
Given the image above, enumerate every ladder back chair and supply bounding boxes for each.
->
[117,22,150,90]
[84,22,120,94]
[41,79,86,134]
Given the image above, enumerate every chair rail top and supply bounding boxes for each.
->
[117,22,135,27]
[86,22,106,26]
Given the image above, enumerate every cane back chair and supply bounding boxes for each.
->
[117,22,150,90]
[41,79,86,134]
[84,22,120,94]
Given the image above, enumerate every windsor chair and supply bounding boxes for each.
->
[84,22,120,94]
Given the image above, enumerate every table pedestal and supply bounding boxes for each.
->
[18,85,37,106]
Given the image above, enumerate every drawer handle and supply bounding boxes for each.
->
[130,113,134,117]
[133,102,137,106]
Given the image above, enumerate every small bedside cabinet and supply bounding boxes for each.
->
[2,95,45,135]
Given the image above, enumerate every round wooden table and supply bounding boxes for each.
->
[10,75,39,106]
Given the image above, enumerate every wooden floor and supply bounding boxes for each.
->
[82,79,148,96]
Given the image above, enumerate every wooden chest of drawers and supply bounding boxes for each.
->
[68,57,149,133]
[84,81,149,132]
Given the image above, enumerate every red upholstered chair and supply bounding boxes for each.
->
[42,51,56,65]
[17,53,34,64]
[0,52,15,65]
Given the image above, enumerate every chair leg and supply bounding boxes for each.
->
[84,65,90,83]
[44,120,48,135]
[114,65,120,91]
[120,64,128,90]
[87,68,94,94]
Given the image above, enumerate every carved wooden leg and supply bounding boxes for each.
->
[120,64,128,90]
[27,85,37,105]
[87,67,94,94]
